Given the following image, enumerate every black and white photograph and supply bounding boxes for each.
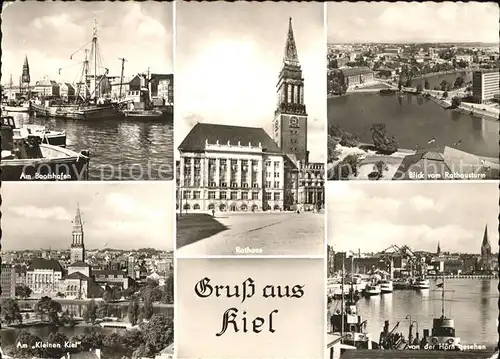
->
[0,183,174,359]
[326,182,499,359]
[1,2,174,181]
[175,1,326,257]
[326,2,500,181]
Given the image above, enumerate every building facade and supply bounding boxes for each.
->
[26,258,63,296]
[472,69,500,103]
[0,265,16,299]
[340,67,375,87]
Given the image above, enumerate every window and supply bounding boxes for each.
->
[266,172,271,178]
[265,181,271,188]
[209,181,216,187]
[231,191,238,200]
[242,183,249,188]
[274,172,280,178]
[231,182,238,188]
[183,191,191,199]
[184,158,191,165]
[194,158,201,168]
[193,191,201,199]
[253,182,259,188]
[274,181,279,188]
[274,193,281,201]
[252,191,259,200]
[220,192,227,200]
[220,182,227,187]
[242,192,248,200]
[274,161,280,168]
[266,161,271,167]
[208,191,216,199]
[265,192,272,200]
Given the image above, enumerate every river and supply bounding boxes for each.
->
[10,113,174,180]
[328,278,498,349]
[328,92,499,158]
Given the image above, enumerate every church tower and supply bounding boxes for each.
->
[22,55,30,84]
[273,17,308,164]
[436,241,441,255]
[70,203,85,264]
[481,224,491,256]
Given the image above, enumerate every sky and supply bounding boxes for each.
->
[175,1,326,162]
[1,1,173,85]
[327,2,500,44]
[2,182,174,251]
[327,182,498,254]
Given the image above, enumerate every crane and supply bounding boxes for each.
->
[118,58,127,100]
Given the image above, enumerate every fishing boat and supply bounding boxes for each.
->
[1,103,31,113]
[422,277,460,350]
[379,280,393,293]
[393,278,412,290]
[412,277,430,289]
[122,109,164,120]
[22,124,67,147]
[1,116,89,181]
[364,284,381,296]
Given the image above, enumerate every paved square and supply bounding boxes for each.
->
[177,212,324,256]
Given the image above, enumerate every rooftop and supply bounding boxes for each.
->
[27,258,63,272]
[178,123,283,154]
[341,67,374,77]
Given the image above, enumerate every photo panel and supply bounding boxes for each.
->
[326,2,500,181]
[175,1,326,257]
[0,182,175,358]
[1,1,174,181]
[326,181,499,358]
[176,258,325,359]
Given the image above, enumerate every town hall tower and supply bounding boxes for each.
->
[70,203,85,264]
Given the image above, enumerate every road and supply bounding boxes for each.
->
[177,212,324,256]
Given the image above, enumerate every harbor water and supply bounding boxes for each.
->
[328,278,498,349]
[10,113,174,180]
[327,92,499,158]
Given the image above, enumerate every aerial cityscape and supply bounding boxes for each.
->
[1,2,174,181]
[326,2,499,181]
[175,2,325,256]
[326,182,498,358]
[0,183,174,359]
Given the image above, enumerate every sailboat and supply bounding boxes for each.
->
[44,19,120,120]
[422,276,460,350]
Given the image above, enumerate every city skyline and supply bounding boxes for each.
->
[2,183,174,251]
[1,1,173,85]
[327,183,498,254]
[175,1,325,162]
[327,2,499,44]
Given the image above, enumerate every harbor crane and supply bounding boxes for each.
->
[378,244,427,278]
[118,58,127,100]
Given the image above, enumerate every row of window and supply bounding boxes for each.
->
[182,181,282,189]
[183,158,281,168]
[183,191,281,201]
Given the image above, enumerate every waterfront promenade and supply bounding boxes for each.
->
[177,211,324,256]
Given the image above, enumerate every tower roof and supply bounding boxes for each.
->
[482,224,490,247]
[283,17,300,67]
[73,203,83,227]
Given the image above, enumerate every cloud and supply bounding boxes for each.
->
[121,3,166,39]
[105,192,166,219]
[31,14,85,40]
[409,195,435,212]
[9,205,73,221]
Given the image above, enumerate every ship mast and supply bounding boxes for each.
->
[441,273,445,318]
[92,18,98,103]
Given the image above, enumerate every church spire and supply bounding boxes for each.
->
[283,17,300,67]
[437,241,441,254]
[482,224,490,249]
[22,55,30,84]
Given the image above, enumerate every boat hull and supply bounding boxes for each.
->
[41,133,67,147]
[1,145,89,181]
[2,105,31,113]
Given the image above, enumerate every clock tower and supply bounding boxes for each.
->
[70,203,85,264]
[273,17,308,164]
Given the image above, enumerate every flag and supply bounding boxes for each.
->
[436,282,444,288]
[428,138,436,144]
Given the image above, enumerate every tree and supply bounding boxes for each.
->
[330,154,361,180]
[442,91,449,99]
[398,81,403,91]
[142,296,154,320]
[1,298,22,325]
[12,331,42,358]
[424,79,430,89]
[44,332,68,358]
[84,299,98,324]
[451,96,462,109]
[327,135,341,163]
[415,83,423,93]
[368,161,389,180]
[102,288,114,302]
[15,284,32,299]
[72,332,105,351]
[454,76,465,89]
[128,297,140,326]
[405,79,412,88]
[103,332,122,349]
[122,329,145,352]
[35,296,62,325]
[141,314,174,354]
[440,80,449,91]
[370,123,399,155]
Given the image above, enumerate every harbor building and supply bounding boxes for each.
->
[33,77,60,97]
[0,264,16,299]
[472,69,500,103]
[176,17,324,212]
[339,67,374,87]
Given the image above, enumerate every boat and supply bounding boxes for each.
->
[22,124,66,147]
[99,321,133,329]
[2,103,31,113]
[393,279,412,290]
[1,116,89,181]
[422,277,460,350]
[379,280,393,293]
[122,109,164,120]
[412,277,430,289]
[364,284,381,296]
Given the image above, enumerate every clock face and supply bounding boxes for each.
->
[289,116,299,128]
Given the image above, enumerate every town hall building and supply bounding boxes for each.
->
[176,18,325,212]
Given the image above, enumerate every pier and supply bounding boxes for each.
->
[427,274,498,279]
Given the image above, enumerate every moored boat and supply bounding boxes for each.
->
[122,109,164,120]
[364,284,381,296]
[2,103,31,113]
[22,124,66,147]
[393,278,412,290]
[1,116,89,181]
[380,280,393,293]
[412,277,430,289]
